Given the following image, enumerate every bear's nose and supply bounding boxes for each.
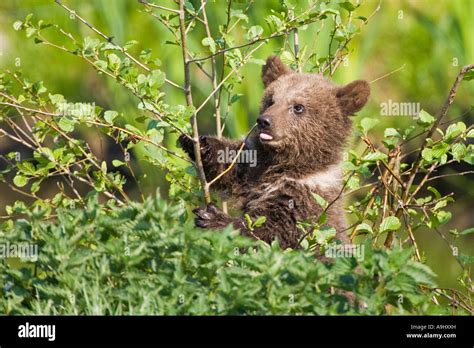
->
[257,115,272,129]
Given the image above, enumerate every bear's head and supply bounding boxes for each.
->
[249,55,370,172]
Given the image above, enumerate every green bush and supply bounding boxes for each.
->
[0,194,451,315]
[0,1,472,315]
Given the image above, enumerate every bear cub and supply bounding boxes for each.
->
[179,56,370,249]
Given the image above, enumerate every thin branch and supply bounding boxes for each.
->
[0,101,191,163]
[207,124,257,188]
[178,0,211,204]
[54,0,182,90]
[188,9,324,64]
[369,64,406,84]
[426,170,474,182]
[137,0,180,14]
[194,40,266,115]
[403,64,474,201]
[384,64,474,248]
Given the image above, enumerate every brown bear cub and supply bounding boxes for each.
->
[179,56,370,249]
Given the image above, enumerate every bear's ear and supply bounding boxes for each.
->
[336,80,370,116]
[262,56,292,87]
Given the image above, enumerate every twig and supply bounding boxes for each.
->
[54,0,182,90]
[369,64,406,84]
[200,0,229,212]
[426,170,474,182]
[404,64,474,201]
[194,40,266,115]
[384,64,474,248]
[207,124,257,188]
[137,0,180,14]
[0,101,191,163]
[402,214,422,262]
[188,8,324,64]
[297,169,359,247]
[178,0,211,204]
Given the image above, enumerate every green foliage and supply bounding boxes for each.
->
[0,195,447,315]
[0,0,472,315]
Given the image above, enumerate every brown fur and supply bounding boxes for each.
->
[179,56,370,249]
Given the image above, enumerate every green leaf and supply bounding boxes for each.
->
[422,148,433,161]
[139,48,152,62]
[445,122,466,140]
[339,1,357,12]
[83,37,101,51]
[458,227,474,236]
[379,216,401,233]
[466,129,474,138]
[49,93,65,106]
[463,70,474,81]
[25,27,37,38]
[147,128,164,143]
[253,216,267,228]
[402,262,437,286]
[58,116,75,133]
[433,199,448,211]
[104,110,118,124]
[360,117,379,133]
[417,109,435,126]
[13,21,23,31]
[94,60,108,71]
[30,179,42,193]
[124,40,139,50]
[125,124,143,136]
[13,174,28,187]
[315,226,336,245]
[112,160,125,167]
[355,223,373,234]
[451,143,466,161]
[149,70,165,88]
[244,213,252,229]
[311,192,328,209]
[107,53,121,71]
[230,9,248,21]
[431,143,449,159]
[384,128,400,138]
[280,51,294,65]
[38,148,55,162]
[246,25,263,41]
[201,37,216,53]
[362,151,388,162]
[101,161,107,174]
[137,74,147,85]
[427,186,441,199]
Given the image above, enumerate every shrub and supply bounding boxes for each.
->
[0,1,472,315]
[0,194,450,315]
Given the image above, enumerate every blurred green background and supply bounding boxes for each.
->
[0,0,472,290]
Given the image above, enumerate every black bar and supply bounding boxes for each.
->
[0,316,472,346]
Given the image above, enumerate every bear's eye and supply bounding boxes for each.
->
[292,104,305,114]
[264,96,274,109]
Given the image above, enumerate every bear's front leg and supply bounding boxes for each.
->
[192,203,239,229]
[178,135,243,192]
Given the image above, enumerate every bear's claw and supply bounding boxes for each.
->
[178,134,210,161]
[193,203,231,229]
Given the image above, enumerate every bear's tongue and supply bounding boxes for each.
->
[259,133,273,141]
